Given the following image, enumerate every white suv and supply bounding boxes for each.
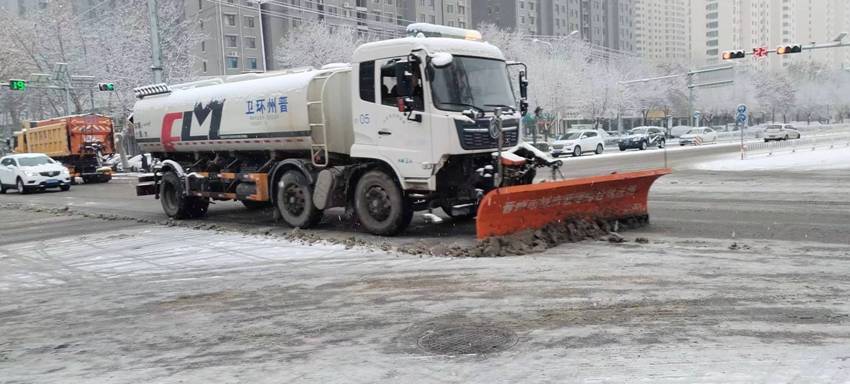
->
[0,154,72,194]
[550,130,605,157]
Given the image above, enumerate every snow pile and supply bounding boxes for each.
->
[694,147,850,172]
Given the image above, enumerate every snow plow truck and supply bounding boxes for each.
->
[14,114,114,184]
[132,24,668,239]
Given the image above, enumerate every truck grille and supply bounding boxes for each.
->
[455,118,519,150]
[40,171,60,177]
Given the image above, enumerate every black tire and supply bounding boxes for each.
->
[572,146,582,157]
[354,169,413,236]
[639,141,648,150]
[160,171,208,219]
[784,135,789,141]
[60,185,71,192]
[17,178,29,195]
[619,146,627,151]
[0,182,5,194]
[241,200,272,210]
[595,143,604,155]
[658,139,666,149]
[276,170,322,229]
[764,139,770,143]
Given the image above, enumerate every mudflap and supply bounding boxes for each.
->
[476,168,671,239]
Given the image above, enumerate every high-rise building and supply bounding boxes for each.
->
[634,0,689,63]
[185,1,266,76]
[188,0,471,75]
[470,0,635,52]
[690,0,850,69]
[403,0,471,28]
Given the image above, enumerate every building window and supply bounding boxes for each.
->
[226,56,239,69]
[246,57,258,70]
[245,16,255,28]
[446,4,453,13]
[359,61,375,103]
[202,61,208,73]
[225,35,238,48]
[225,14,237,27]
[530,2,534,10]
[200,20,204,30]
[373,11,380,21]
[429,15,435,23]
[201,41,206,52]
[198,0,202,9]
[458,5,465,14]
[245,37,257,49]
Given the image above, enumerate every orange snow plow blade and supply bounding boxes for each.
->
[476,168,671,239]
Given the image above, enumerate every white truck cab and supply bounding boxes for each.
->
[350,30,526,191]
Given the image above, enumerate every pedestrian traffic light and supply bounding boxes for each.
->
[722,50,746,60]
[776,44,803,55]
[98,82,115,91]
[8,79,27,91]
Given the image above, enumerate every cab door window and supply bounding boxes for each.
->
[379,58,424,111]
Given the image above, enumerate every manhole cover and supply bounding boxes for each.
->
[417,325,518,355]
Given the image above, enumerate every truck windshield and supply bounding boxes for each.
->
[430,56,515,113]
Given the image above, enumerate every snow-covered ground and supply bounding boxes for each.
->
[694,147,850,172]
[2,207,850,383]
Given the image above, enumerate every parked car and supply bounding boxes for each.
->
[763,124,801,142]
[0,153,72,194]
[670,125,693,138]
[550,130,605,157]
[618,126,667,151]
[678,127,718,146]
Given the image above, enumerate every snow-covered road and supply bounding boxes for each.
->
[2,207,850,383]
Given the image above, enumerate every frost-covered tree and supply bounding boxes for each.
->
[275,22,377,69]
[0,2,202,122]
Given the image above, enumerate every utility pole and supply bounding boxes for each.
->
[147,0,164,83]
[252,0,268,72]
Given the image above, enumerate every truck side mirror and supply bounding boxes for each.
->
[394,61,414,97]
[519,70,528,99]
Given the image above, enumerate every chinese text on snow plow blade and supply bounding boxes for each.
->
[476,168,672,239]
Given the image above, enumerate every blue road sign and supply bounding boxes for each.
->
[736,114,747,124]
[737,104,748,115]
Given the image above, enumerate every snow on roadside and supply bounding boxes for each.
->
[693,147,850,172]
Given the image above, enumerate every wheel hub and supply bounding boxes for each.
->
[365,186,391,221]
[283,184,305,215]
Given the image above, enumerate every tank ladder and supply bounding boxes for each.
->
[306,71,339,167]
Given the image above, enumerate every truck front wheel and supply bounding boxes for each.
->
[276,170,322,229]
[354,169,413,236]
[160,172,208,219]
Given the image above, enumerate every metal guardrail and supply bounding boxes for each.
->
[742,133,850,159]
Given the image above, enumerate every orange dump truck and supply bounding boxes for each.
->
[14,114,114,183]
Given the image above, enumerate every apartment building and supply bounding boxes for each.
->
[633,0,689,63]
[690,0,850,69]
[470,0,634,51]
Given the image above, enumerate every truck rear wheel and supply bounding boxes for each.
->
[354,169,412,236]
[160,172,208,219]
[276,170,322,229]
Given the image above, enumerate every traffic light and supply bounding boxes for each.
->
[97,82,115,91]
[8,79,27,91]
[722,50,746,60]
[776,44,803,55]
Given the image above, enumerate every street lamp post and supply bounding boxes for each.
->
[251,0,269,72]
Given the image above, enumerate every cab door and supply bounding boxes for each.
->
[351,57,433,181]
